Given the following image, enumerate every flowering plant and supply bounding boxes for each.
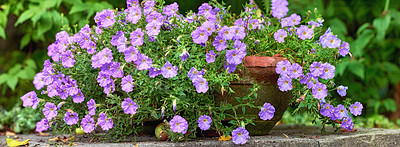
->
[20,0,363,144]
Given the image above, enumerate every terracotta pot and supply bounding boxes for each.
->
[214,55,292,136]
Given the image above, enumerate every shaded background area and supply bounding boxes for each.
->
[0,0,399,132]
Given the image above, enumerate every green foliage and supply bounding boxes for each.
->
[0,104,41,133]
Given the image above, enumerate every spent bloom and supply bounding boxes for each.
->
[98,113,114,131]
[81,115,95,133]
[198,115,212,131]
[259,102,275,120]
[337,85,348,97]
[121,98,138,115]
[232,127,249,145]
[169,115,188,134]
[349,102,363,116]
[64,111,79,125]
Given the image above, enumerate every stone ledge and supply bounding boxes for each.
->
[1,125,399,147]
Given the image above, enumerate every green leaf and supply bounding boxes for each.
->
[329,17,347,38]
[31,9,46,27]
[335,59,349,76]
[20,34,31,50]
[36,13,53,37]
[6,76,18,91]
[0,74,8,85]
[8,64,22,75]
[382,98,397,112]
[0,26,5,39]
[350,29,374,57]
[347,61,365,79]
[24,59,37,70]
[356,23,371,37]
[50,11,62,27]
[18,68,36,80]
[14,8,37,26]
[372,14,391,42]
[69,3,88,14]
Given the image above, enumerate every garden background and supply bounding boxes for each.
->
[0,0,399,133]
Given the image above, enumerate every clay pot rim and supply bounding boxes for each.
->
[243,55,288,67]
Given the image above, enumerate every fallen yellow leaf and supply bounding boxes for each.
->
[6,138,30,147]
[48,136,60,143]
[218,135,232,141]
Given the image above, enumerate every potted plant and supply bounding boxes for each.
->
[20,0,363,145]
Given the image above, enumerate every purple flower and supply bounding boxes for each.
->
[87,99,96,116]
[296,25,313,40]
[21,91,39,109]
[249,19,259,30]
[57,85,69,100]
[161,61,178,78]
[81,115,95,133]
[169,115,188,134]
[47,83,59,98]
[341,117,353,131]
[124,46,140,62]
[163,2,179,16]
[35,118,49,132]
[322,35,341,48]
[312,83,327,99]
[337,85,348,97]
[111,31,127,52]
[146,11,164,25]
[232,127,249,145]
[218,26,234,40]
[198,3,213,16]
[98,113,114,131]
[61,50,75,68]
[198,115,212,131]
[201,21,215,35]
[191,26,209,44]
[259,102,275,120]
[125,6,141,24]
[232,26,245,40]
[310,62,323,77]
[192,75,209,93]
[86,41,96,54]
[99,48,113,65]
[233,40,247,51]
[225,49,246,65]
[144,0,155,15]
[121,75,134,93]
[130,28,144,47]
[275,60,291,76]
[308,20,323,27]
[339,41,350,57]
[94,9,115,28]
[97,72,112,87]
[206,50,216,63]
[224,62,237,73]
[149,67,161,78]
[72,89,85,103]
[179,50,190,61]
[320,63,335,79]
[288,63,303,79]
[43,102,57,120]
[277,75,292,91]
[213,35,227,51]
[134,54,152,70]
[274,29,288,43]
[121,98,138,115]
[187,67,203,80]
[33,72,53,90]
[126,0,139,8]
[320,103,333,117]
[111,62,124,78]
[146,22,161,36]
[271,0,289,19]
[64,111,79,125]
[350,102,363,116]
[287,13,301,26]
[336,104,348,119]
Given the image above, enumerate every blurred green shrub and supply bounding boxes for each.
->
[0,104,41,133]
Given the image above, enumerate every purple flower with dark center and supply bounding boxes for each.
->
[296,25,313,40]
[146,11,164,25]
[21,91,39,109]
[149,67,161,78]
[43,102,57,120]
[124,46,140,62]
[57,85,69,100]
[288,13,301,26]
[64,111,79,125]
[249,19,259,30]
[198,115,212,131]
[33,72,53,90]
[81,115,95,133]
[98,113,114,131]
[61,50,75,68]
[97,72,112,87]
[322,35,341,48]
[259,102,275,120]
[201,21,215,35]
[47,83,59,98]
[288,63,303,79]
[126,0,139,8]
[213,35,227,51]
[198,3,213,16]
[218,26,234,40]
[232,26,245,40]
[312,83,327,99]
[277,75,292,91]
[320,63,335,80]
[350,102,363,116]
[191,26,209,44]
[232,127,249,145]
[111,31,127,53]
[85,41,96,54]
[274,29,287,43]
[66,79,79,95]
[233,40,247,51]
[192,75,209,93]
[144,0,155,15]
[225,49,246,65]
[161,61,178,78]
[206,50,216,63]
[187,67,202,80]
[149,36,156,42]
[310,62,323,77]
[130,28,144,47]
[121,98,138,115]
[72,89,85,103]
[146,22,161,36]
[103,82,115,96]
[134,54,152,70]
[169,115,188,134]
[35,118,49,132]
[99,48,113,65]
[337,104,348,119]
[87,99,96,116]
[337,85,348,97]
[163,2,179,16]
[224,62,237,73]
[271,0,289,19]
[320,103,333,117]
[94,9,115,28]
[341,117,353,131]
[329,107,340,120]
[339,41,350,57]
[275,60,291,75]
[179,50,190,61]
[111,62,124,78]
[234,18,245,27]
[125,6,141,24]
[121,75,134,93]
